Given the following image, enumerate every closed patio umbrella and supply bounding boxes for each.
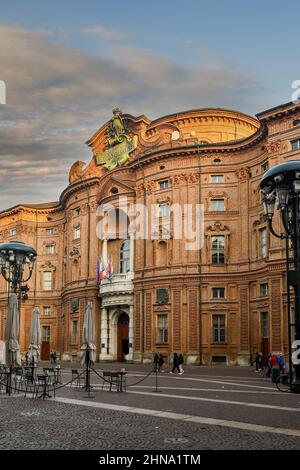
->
[5,293,21,368]
[28,306,41,366]
[80,301,96,367]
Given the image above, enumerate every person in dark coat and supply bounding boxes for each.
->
[52,351,57,364]
[158,354,164,372]
[255,352,263,372]
[178,353,184,374]
[170,352,181,374]
[153,353,159,372]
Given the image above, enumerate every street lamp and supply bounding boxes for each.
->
[0,241,37,295]
[0,241,37,394]
[260,160,300,392]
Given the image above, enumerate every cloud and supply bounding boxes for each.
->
[0,24,270,211]
[82,25,126,40]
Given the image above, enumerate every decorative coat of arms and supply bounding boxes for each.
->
[95,108,138,170]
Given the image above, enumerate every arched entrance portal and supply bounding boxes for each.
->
[117,312,129,361]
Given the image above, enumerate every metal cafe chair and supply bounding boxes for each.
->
[101,371,112,391]
[33,374,55,399]
[71,369,82,388]
[12,367,23,392]
[109,372,121,392]
[24,371,36,397]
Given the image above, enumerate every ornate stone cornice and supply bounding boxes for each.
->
[207,222,230,233]
[39,261,56,272]
[266,140,281,154]
[236,168,250,181]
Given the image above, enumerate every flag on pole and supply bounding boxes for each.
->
[96,257,103,284]
[105,256,111,281]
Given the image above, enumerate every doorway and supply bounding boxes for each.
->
[41,341,50,360]
[117,312,129,361]
[261,312,269,366]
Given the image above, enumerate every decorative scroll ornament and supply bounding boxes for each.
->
[95,108,138,170]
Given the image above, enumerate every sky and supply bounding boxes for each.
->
[0,0,298,209]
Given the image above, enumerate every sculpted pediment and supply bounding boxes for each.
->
[99,176,135,199]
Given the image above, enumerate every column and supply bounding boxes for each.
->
[128,305,134,360]
[129,233,135,273]
[99,307,110,361]
[102,239,108,265]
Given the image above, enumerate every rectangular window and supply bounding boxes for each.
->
[46,245,54,255]
[11,228,17,236]
[261,312,269,338]
[74,227,81,239]
[261,161,269,173]
[212,315,226,343]
[71,320,78,345]
[43,271,52,291]
[157,314,168,343]
[159,203,170,218]
[260,227,267,258]
[42,325,50,342]
[159,180,169,190]
[43,306,51,316]
[211,175,224,184]
[291,139,300,151]
[210,199,225,211]
[212,287,225,299]
[260,283,268,297]
[46,228,54,235]
[211,236,225,264]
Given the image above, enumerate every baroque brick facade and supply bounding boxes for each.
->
[0,102,300,365]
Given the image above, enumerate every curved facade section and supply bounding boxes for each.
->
[0,102,299,365]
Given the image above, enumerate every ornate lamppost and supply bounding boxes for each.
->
[0,241,37,295]
[0,241,37,390]
[260,160,300,392]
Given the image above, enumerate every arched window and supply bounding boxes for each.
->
[120,240,130,273]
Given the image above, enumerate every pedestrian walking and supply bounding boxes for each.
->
[153,353,159,372]
[170,352,181,374]
[158,354,164,372]
[255,352,263,372]
[52,351,57,364]
[265,353,272,377]
[277,352,286,373]
[178,353,184,374]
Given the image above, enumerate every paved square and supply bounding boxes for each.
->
[1,364,300,450]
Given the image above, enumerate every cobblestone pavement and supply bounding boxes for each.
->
[1,364,300,450]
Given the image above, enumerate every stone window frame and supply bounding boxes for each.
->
[211,174,224,184]
[73,224,81,240]
[43,306,52,316]
[156,312,169,344]
[260,282,269,297]
[71,319,79,345]
[45,244,55,255]
[212,287,226,299]
[205,223,230,266]
[42,325,51,342]
[253,219,269,260]
[261,311,269,339]
[74,206,81,217]
[206,191,228,212]
[158,179,170,190]
[211,313,227,344]
[39,261,56,291]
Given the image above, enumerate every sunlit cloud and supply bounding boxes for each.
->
[0,23,268,210]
